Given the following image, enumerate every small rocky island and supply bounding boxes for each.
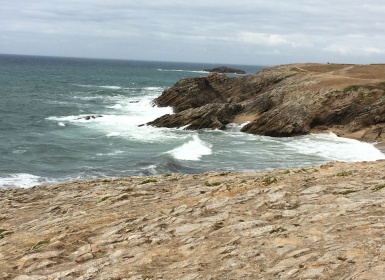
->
[203,65,246,74]
[149,63,385,143]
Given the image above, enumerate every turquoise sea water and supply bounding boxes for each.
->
[1,54,384,188]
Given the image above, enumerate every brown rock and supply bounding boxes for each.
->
[147,63,385,142]
[1,161,385,278]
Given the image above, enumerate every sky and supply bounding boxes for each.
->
[1,0,385,65]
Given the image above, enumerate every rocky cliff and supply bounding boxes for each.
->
[1,160,385,279]
[148,64,385,142]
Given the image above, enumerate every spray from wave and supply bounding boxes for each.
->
[167,135,212,161]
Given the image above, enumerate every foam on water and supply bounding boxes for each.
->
[284,132,385,162]
[0,173,47,188]
[167,135,212,161]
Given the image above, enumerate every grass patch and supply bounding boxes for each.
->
[373,184,385,192]
[140,179,157,185]
[205,181,221,187]
[164,174,172,177]
[0,229,12,239]
[262,176,277,185]
[343,85,360,93]
[31,240,49,251]
[100,196,110,202]
[283,170,290,174]
[338,190,357,195]
[336,170,352,177]
[219,171,230,176]
[122,187,134,192]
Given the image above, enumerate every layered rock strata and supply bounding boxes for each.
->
[1,160,385,279]
[148,64,385,142]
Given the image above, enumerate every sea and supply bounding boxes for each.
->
[1,54,384,188]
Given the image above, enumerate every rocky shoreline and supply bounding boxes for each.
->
[1,160,385,279]
[2,63,385,279]
[147,63,385,143]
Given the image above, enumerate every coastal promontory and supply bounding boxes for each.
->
[148,63,385,143]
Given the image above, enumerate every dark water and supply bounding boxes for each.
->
[0,54,383,188]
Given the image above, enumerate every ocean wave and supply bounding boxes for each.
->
[0,173,47,188]
[284,132,385,162]
[166,135,212,161]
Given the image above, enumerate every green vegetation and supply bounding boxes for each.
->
[373,184,385,192]
[219,171,230,176]
[31,240,49,251]
[283,170,290,174]
[100,196,110,202]
[338,190,357,195]
[261,176,277,185]
[0,229,12,239]
[205,181,221,187]
[336,170,352,177]
[140,179,157,184]
[343,85,360,93]
[122,187,134,192]
[164,174,172,177]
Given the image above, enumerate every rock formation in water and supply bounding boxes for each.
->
[148,64,385,142]
[203,66,246,74]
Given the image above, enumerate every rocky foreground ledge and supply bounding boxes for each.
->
[1,160,385,279]
[148,63,385,142]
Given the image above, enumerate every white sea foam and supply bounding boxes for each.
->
[99,85,121,90]
[106,132,121,137]
[284,132,385,162]
[0,173,45,188]
[167,135,212,161]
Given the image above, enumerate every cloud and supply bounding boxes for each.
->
[324,45,385,56]
[1,0,385,64]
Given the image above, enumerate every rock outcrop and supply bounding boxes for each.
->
[148,64,385,142]
[203,66,246,74]
[1,160,385,279]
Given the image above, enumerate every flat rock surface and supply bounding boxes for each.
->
[1,160,385,279]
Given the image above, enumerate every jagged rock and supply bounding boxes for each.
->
[203,66,246,74]
[147,103,243,130]
[147,64,385,142]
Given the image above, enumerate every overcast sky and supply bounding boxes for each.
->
[1,0,385,65]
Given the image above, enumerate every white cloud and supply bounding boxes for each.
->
[324,44,385,56]
[238,32,304,48]
[1,0,385,64]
